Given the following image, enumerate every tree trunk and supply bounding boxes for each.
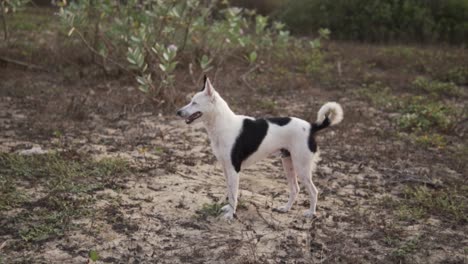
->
[1,1,7,41]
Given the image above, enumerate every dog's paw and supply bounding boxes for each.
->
[222,211,235,221]
[220,204,235,221]
[273,206,290,213]
[303,210,316,218]
[221,204,232,213]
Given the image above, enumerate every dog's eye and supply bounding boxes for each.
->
[192,101,198,105]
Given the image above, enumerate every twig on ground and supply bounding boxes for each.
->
[176,171,199,181]
[0,240,8,250]
[0,56,50,72]
[392,177,443,188]
[248,201,280,230]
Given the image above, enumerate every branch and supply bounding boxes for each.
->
[71,27,132,75]
[241,65,259,90]
[1,1,7,41]
[0,56,50,72]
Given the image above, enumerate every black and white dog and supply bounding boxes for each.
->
[177,76,343,220]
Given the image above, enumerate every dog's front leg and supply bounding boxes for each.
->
[221,165,239,221]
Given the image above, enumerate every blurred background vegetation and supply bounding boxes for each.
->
[276,0,468,44]
[229,0,468,44]
[1,1,467,262]
[7,0,468,44]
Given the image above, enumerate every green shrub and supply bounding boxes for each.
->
[437,67,468,85]
[397,96,457,132]
[59,0,305,104]
[414,133,447,148]
[278,0,468,44]
[354,81,397,109]
[412,77,461,97]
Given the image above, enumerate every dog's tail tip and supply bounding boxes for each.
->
[316,102,343,127]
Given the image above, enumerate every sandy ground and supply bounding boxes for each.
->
[1,77,466,264]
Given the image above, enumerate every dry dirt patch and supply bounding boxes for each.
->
[1,88,466,263]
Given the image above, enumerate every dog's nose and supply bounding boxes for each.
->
[176,109,182,116]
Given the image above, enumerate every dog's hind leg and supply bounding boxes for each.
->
[293,155,318,218]
[276,156,299,213]
[221,165,239,221]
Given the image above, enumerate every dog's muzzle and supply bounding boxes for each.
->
[177,109,202,124]
[184,112,202,124]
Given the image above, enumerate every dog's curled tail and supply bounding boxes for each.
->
[312,102,343,132]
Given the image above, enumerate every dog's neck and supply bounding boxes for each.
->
[203,93,237,138]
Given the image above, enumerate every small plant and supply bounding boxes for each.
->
[245,50,258,65]
[396,203,426,222]
[439,67,468,85]
[89,250,99,262]
[391,236,420,258]
[305,28,331,77]
[0,153,131,243]
[413,133,447,149]
[398,186,467,223]
[397,96,457,133]
[196,202,227,219]
[354,81,397,109]
[412,77,461,97]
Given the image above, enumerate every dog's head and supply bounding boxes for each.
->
[176,75,217,125]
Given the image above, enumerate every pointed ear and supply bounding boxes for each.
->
[200,75,207,91]
[203,76,215,97]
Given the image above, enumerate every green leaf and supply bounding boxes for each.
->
[163,52,170,62]
[309,39,321,49]
[138,84,149,93]
[130,36,141,43]
[200,55,212,69]
[249,51,257,64]
[166,61,178,72]
[67,27,75,37]
[89,250,99,262]
[136,76,146,85]
[127,57,136,65]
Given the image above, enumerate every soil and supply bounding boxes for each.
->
[0,43,467,263]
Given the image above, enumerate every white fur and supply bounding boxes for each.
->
[177,78,343,220]
[317,102,343,126]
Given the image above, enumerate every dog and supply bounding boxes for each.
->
[176,76,343,220]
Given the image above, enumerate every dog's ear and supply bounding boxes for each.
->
[203,75,215,97]
[200,75,207,91]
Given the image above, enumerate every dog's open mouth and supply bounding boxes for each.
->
[185,112,202,124]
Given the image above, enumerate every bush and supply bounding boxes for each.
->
[411,77,461,97]
[397,96,457,133]
[59,0,307,105]
[278,0,468,44]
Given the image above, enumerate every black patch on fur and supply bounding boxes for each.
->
[312,116,331,132]
[308,117,331,152]
[266,117,291,126]
[280,148,291,158]
[231,119,269,172]
[308,130,318,153]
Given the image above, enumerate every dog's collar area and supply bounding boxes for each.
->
[185,112,202,124]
